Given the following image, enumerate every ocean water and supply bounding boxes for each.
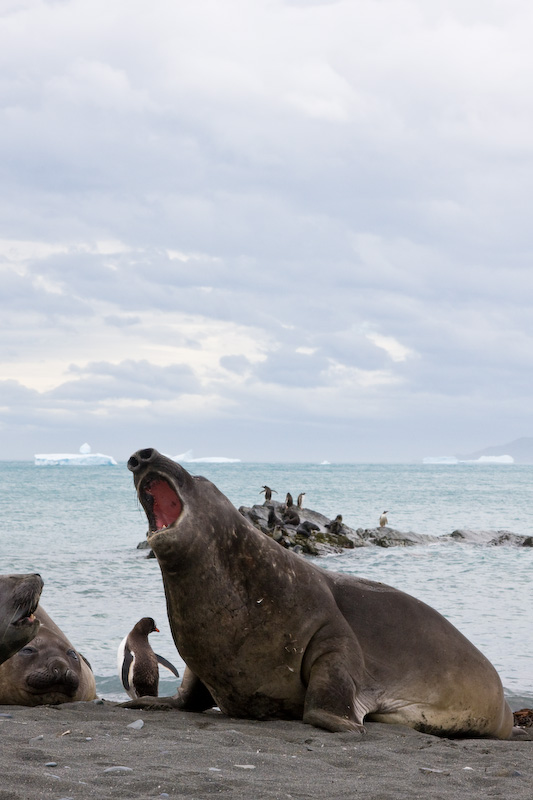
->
[1,460,531,709]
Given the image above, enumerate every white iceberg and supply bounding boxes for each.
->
[34,443,117,466]
[423,456,459,465]
[171,450,240,464]
[463,455,514,465]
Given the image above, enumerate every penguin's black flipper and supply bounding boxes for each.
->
[121,645,134,693]
[155,653,180,679]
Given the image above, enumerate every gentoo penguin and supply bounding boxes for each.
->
[285,492,294,508]
[297,492,305,508]
[379,511,389,528]
[260,486,277,502]
[117,617,179,700]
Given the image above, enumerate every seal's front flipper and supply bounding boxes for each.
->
[120,668,214,711]
[303,653,365,734]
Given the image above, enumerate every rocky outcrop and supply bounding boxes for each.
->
[447,529,533,547]
[357,527,440,547]
[238,501,367,556]
[237,503,533,556]
[136,506,533,558]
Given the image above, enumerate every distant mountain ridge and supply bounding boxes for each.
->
[457,437,533,464]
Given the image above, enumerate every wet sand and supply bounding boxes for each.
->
[0,700,531,799]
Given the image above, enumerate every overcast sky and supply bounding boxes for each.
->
[1,0,532,462]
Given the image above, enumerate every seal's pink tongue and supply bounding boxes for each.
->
[147,479,182,529]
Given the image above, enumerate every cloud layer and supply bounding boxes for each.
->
[1,0,533,461]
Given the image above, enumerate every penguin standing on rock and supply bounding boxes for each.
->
[117,617,180,700]
[260,486,277,502]
[379,511,389,528]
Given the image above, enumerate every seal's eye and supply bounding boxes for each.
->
[66,649,79,661]
[19,646,37,655]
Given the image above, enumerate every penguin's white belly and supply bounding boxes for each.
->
[117,636,138,699]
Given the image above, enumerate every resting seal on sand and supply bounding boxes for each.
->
[125,447,514,739]
[0,573,43,665]
[0,606,96,705]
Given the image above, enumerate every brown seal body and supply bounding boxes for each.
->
[0,573,43,665]
[0,606,96,705]
[126,447,513,739]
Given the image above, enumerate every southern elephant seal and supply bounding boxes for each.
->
[0,573,43,665]
[0,606,96,705]
[125,447,513,739]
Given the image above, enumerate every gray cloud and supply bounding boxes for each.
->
[1,0,533,461]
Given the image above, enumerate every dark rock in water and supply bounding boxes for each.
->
[137,539,151,550]
[136,538,155,558]
[359,527,440,547]
[447,529,533,547]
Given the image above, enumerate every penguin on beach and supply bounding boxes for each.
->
[117,617,180,699]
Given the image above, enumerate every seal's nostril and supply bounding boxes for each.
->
[128,448,157,472]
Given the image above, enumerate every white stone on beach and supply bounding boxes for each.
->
[103,766,133,773]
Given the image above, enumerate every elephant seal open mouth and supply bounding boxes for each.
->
[125,447,514,740]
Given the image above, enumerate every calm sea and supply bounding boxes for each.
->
[1,460,531,709]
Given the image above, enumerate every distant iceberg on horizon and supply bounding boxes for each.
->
[423,454,514,465]
[464,454,514,464]
[172,449,241,464]
[34,443,117,466]
[423,456,459,465]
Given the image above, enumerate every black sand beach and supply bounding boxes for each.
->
[1,701,531,800]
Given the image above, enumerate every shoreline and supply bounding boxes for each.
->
[1,701,532,800]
